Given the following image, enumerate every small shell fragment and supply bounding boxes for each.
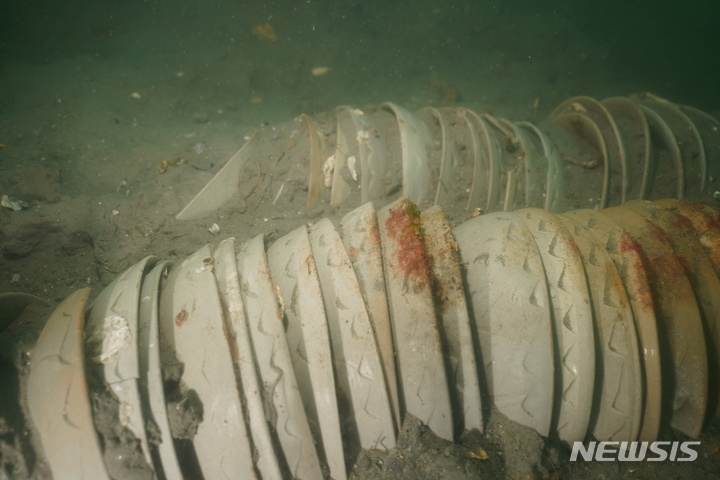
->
[209,223,221,235]
[348,155,358,182]
[253,23,277,42]
[323,154,336,188]
[470,447,489,461]
[311,66,330,77]
[97,314,131,364]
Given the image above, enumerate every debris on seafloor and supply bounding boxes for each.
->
[157,157,186,173]
[311,66,331,77]
[252,23,277,42]
[1,195,29,211]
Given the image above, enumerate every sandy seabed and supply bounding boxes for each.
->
[1,1,719,478]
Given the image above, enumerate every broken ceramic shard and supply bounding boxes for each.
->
[1,194,29,211]
[175,132,257,220]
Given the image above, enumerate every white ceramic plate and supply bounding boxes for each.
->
[377,199,454,441]
[514,208,598,443]
[309,218,396,450]
[381,103,433,205]
[622,200,720,423]
[601,96,650,201]
[236,234,323,479]
[27,288,111,479]
[656,199,720,417]
[339,202,401,428]
[421,205,484,433]
[453,210,555,437]
[655,200,720,275]
[562,208,663,442]
[213,238,283,479]
[137,261,184,479]
[558,210,644,442]
[602,206,707,438]
[266,226,347,480]
[158,245,256,479]
[85,255,157,467]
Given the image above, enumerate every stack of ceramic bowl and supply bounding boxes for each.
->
[177,96,720,223]
[23,198,720,479]
[455,198,720,446]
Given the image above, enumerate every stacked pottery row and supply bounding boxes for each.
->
[25,198,720,479]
